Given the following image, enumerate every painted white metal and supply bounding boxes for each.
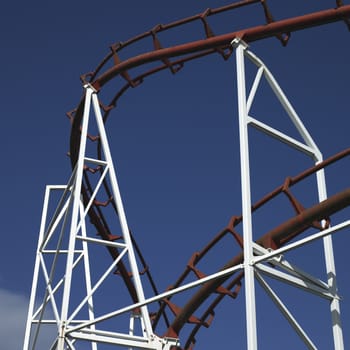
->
[24,85,161,349]
[246,65,264,113]
[24,40,347,350]
[57,86,94,350]
[231,38,345,350]
[63,85,154,348]
[25,84,250,350]
[252,219,350,265]
[24,185,52,350]
[25,185,76,349]
[91,91,154,338]
[255,272,318,350]
[252,242,330,291]
[315,168,344,349]
[67,248,128,323]
[255,263,335,300]
[67,262,245,334]
[233,38,258,350]
[247,116,316,157]
[39,184,72,252]
[243,47,322,160]
[78,202,97,350]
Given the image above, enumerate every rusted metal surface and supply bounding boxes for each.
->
[67,2,350,348]
[91,6,350,91]
[69,3,350,166]
[156,153,350,345]
[163,186,350,343]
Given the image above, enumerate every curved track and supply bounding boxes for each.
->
[67,2,350,348]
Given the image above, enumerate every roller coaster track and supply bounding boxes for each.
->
[66,1,350,349]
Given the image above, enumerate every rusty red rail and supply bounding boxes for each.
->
[91,6,350,90]
[69,2,350,164]
[153,150,350,347]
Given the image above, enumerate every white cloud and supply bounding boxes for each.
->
[0,288,29,349]
[0,288,57,349]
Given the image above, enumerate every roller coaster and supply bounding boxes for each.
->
[24,1,350,349]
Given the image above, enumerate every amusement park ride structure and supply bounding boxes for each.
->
[24,1,350,349]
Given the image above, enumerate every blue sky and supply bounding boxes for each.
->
[1,1,350,349]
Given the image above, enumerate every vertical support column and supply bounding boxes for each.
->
[57,86,94,350]
[23,186,52,350]
[234,39,258,350]
[316,168,344,350]
[79,202,98,350]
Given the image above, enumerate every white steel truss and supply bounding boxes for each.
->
[232,38,345,350]
[24,43,347,350]
[23,85,179,350]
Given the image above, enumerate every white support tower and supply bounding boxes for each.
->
[23,85,179,350]
[232,38,345,350]
[24,42,347,350]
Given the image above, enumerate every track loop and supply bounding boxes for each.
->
[66,2,350,348]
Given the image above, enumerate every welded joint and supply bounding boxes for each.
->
[248,259,256,267]
[59,321,67,340]
[83,83,98,93]
[266,248,283,263]
[231,37,249,50]
[159,336,180,349]
[252,243,284,265]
